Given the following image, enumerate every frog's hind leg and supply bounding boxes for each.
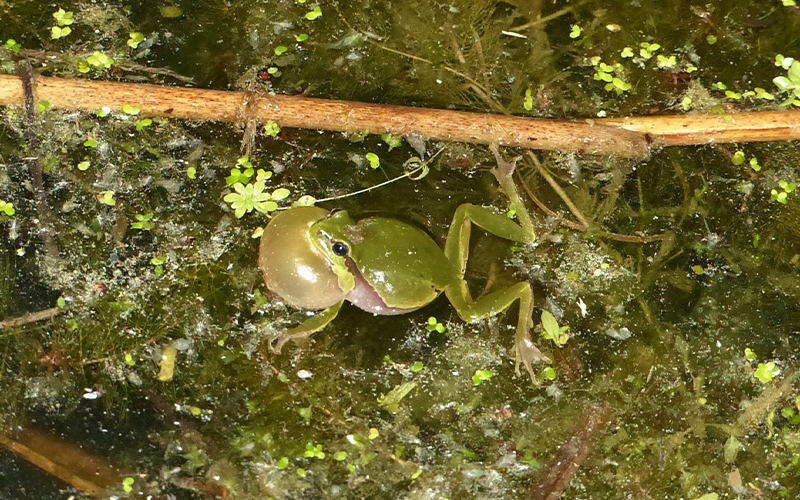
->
[444,202,548,383]
[446,277,549,382]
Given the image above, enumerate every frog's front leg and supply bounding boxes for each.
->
[444,201,549,383]
[270,300,344,353]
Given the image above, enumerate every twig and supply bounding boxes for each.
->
[527,402,613,500]
[0,74,650,158]
[16,61,60,262]
[18,49,196,84]
[516,167,668,243]
[598,111,800,146]
[526,152,591,227]
[0,427,125,498]
[510,7,573,32]
[0,307,63,330]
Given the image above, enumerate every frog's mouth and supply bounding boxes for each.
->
[344,259,423,316]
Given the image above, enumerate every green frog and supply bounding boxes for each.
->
[259,147,548,381]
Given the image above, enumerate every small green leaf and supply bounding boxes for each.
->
[86,51,114,69]
[426,316,445,333]
[305,6,322,20]
[57,297,66,308]
[275,456,289,469]
[472,369,493,385]
[368,428,379,440]
[656,54,676,69]
[127,32,145,49]
[754,362,780,383]
[135,118,152,131]
[377,381,417,412]
[523,88,533,111]
[333,451,348,461]
[296,33,309,42]
[122,104,141,115]
[297,406,312,422]
[540,310,568,346]
[263,120,281,137]
[731,150,745,165]
[77,161,90,171]
[0,200,15,216]
[4,39,21,53]
[38,100,51,112]
[100,191,116,206]
[53,8,74,26]
[771,189,789,204]
[186,166,197,179]
[569,24,581,39]
[381,133,403,150]
[411,361,424,372]
[293,195,317,207]
[691,265,705,275]
[706,35,717,45]
[620,47,634,58]
[543,367,556,380]
[274,45,289,55]
[122,477,134,493]
[51,26,71,39]
[366,152,380,169]
[95,106,112,117]
[124,353,136,366]
[132,213,154,230]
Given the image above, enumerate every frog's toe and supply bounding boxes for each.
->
[514,337,550,383]
[268,334,288,353]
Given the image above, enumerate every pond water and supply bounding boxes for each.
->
[0,0,799,499]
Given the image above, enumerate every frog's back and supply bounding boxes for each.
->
[351,217,455,309]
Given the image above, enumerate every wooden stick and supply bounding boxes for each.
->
[3,74,800,156]
[528,402,613,500]
[0,307,63,330]
[598,110,800,146]
[0,74,650,158]
[0,427,125,497]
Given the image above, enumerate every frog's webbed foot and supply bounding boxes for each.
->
[489,144,520,185]
[515,333,550,384]
[268,329,313,354]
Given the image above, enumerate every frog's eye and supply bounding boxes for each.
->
[332,241,349,256]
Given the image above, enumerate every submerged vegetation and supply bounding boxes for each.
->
[0,0,799,498]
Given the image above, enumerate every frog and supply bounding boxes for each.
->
[258,146,549,381]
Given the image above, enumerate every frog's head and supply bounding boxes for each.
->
[309,208,358,295]
[259,206,349,310]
